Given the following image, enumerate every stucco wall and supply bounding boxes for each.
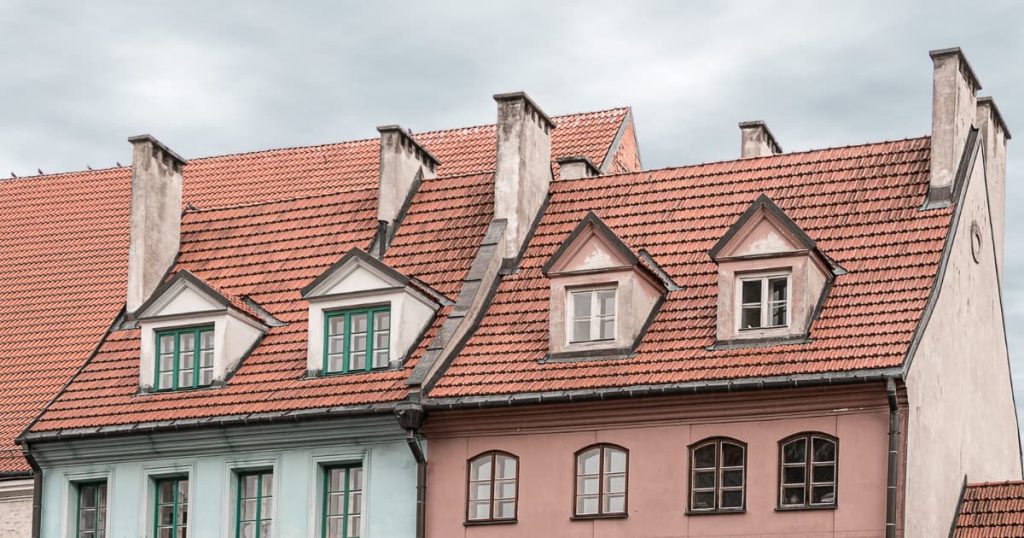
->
[903,147,1023,537]
[425,387,890,537]
[0,478,33,538]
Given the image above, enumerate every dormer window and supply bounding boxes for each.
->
[569,287,616,343]
[325,306,391,373]
[738,273,790,330]
[155,325,215,390]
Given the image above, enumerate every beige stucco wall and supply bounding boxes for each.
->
[0,478,33,538]
[903,148,1022,537]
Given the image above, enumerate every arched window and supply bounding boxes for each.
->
[466,451,518,523]
[688,438,746,513]
[779,433,837,508]
[574,444,628,517]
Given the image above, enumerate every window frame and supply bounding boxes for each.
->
[571,443,629,519]
[321,464,364,538]
[75,480,107,538]
[322,305,391,374]
[153,324,215,391]
[736,272,791,331]
[687,437,747,514]
[153,476,189,538]
[777,432,839,510]
[567,286,618,344]
[235,470,273,538]
[464,450,520,525]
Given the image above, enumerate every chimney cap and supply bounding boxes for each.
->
[493,91,557,130]
[376,124,441,169]
[978,97,1012,140]
[929,47,982,92]
[127,134,188,165]
[556,155,600,177]
[738,121,783,154]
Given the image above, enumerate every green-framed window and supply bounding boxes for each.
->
[322,465,363,538]
[236,471,273,538]
[76,480,107,538]
[154,477,188,538]
[155,325,214,390]
[324,307,390,374]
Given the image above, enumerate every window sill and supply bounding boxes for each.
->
[775,504,837,512]
[685,508,745,516]
[464,519,517,526]
[570,513,628,521]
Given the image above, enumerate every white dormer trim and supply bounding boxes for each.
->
[134,271,267,391]
[302,249,440,374]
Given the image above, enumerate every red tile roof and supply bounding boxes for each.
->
[954,481,1024,537]
[20,109,629,444]
[428,137,950,399]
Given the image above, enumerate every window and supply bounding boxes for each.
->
[154,477,188,538]
[569,288,616,343]
[574,444,627,517]
[322,465,362,538]
[466,451,518,523]
[779,433,837,509]
[324,307,390,373]
[155,326,214,390]
[689,438,746,513]
[739,274,789,330]
[76,481,107,538]
[236,471,273,538]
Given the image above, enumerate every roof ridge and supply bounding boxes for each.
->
[0,164,128,183]
[965,480,1024,487]
[185,185,378,213]
[411,106,630,137]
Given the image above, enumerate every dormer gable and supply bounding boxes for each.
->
[710,195,836,346]
[135,270,268,392]
[302,249,441,375]
[544,212,665,359]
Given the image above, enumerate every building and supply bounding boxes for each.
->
[3,47,1021,537]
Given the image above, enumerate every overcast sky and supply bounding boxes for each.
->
[3,0,1024,429]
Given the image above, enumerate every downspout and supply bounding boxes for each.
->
[396,401,427,538]
[886,377,900,538]
[21,442,42,538]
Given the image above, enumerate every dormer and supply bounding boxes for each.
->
[133,270,268,392]
[301,249,441,376]
[543,212,666,359]
[709,195,836,346]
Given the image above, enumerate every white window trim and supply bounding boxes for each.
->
[736,272,791,331]
[307,449,369,538]
[139,463,195,538]
[220,457,281,538]
[567,286,617,344]
[61,469,114,538]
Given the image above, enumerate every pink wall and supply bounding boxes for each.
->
[425,388,890,537]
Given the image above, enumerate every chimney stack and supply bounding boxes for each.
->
[557,156,599,180]
[126,135,186,313]
[377,125,438,237]
[928,48,982,205]
[739,121,782,159]
[494,92,555,260]
[976,97,1011,279]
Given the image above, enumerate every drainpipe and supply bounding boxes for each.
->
[20,442,42,538]
[886,377,900,538]
[396,401,427,538]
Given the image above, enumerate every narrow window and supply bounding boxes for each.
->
[569,288,616,343]
[236,471,273,538]
[779,433,837,509]
[154,477,188,538]
[155,326,214,390]
[689,438,746,513]
[324,307,390,374]
[738,274,789,330]
[466,451,518,523]
[76,481,106,538]
[574,444,627,517]
[322,465,363,538]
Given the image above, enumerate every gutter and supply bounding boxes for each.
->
[886,377,900,538]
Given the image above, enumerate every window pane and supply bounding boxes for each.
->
[576,495,598,515]
[494,499,515,519]
[692,491,715,510]
[605,448,627,474]
[374,332,389,350]
[811,485,835,505]
[180,352,194,369]
[496,480,516,499]
[200,351,214,368]
[769,277,788,301]
[783,439,806,464]
[240,499,257,520]
[79,509,96,531]
[721,443,744,467]
[199,368,213,386]
[328,355,344,372]
[351,313,368,334]
[158,480,173,503]
[242,475,259,497]
[693,444,716,469]
[200,330,214,350]
[179,369,194,387]
[469,482,490,501]
[349,467,363,490]
[329,469,343,492]
[597,290,615,316]
[577,476,599,495]
[693,470,715,489]
[374,311,390,332]
[578,449,600,476]
[495,455,516,480]
[782,466,805,485]
[781,486,806,506]
[239,522,255,538]
[80,485,97,508]
[468,500,490,520]
[348,515,360,537]
[599,318,614,340]
[812,464,835,483]
[351,334,367,353]
[329,336,345,354]
[178,480,189,503]
[604,493,626,514]
[373,350,389,369]
[722,469,743,488]
[605,474,626,494]
[159,355,175,372]
[470,456,491,481]
[180,333,195,352]
[741,306,761,329]
[160,335,175,354]
[771,304,787,326]
[97,484,107,507]
[572,320,591,342]
[329,317,345,336]
[812,438,836,462]
[350,353,366,371]
[741,279,761,304]
[721,489,743,509]
[573,292,592,318]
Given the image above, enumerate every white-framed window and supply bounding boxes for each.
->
[738,273,790,330]
[568,287,616,343]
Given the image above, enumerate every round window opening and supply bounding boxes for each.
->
[970,221,983,263]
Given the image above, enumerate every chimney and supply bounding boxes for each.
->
[377,125,438,232]
[976,97,1011,280]
[556,156,599,180]
[928,47,982,205]
[494,92,555,260]
[739,121,782,159]
[126,135,186,313]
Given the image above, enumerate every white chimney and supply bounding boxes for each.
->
[126,135,186,314]
[377,125,438,229]
[928,48,981,205]
[739,121,782,159]
[494,92,555,260]
[557,156,599,180]
[976,97,1011,280]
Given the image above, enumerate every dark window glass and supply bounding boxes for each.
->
[779,434,837,509]
[689,439,746,513]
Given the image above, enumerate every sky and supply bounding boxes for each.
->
[2,1,1024,427]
